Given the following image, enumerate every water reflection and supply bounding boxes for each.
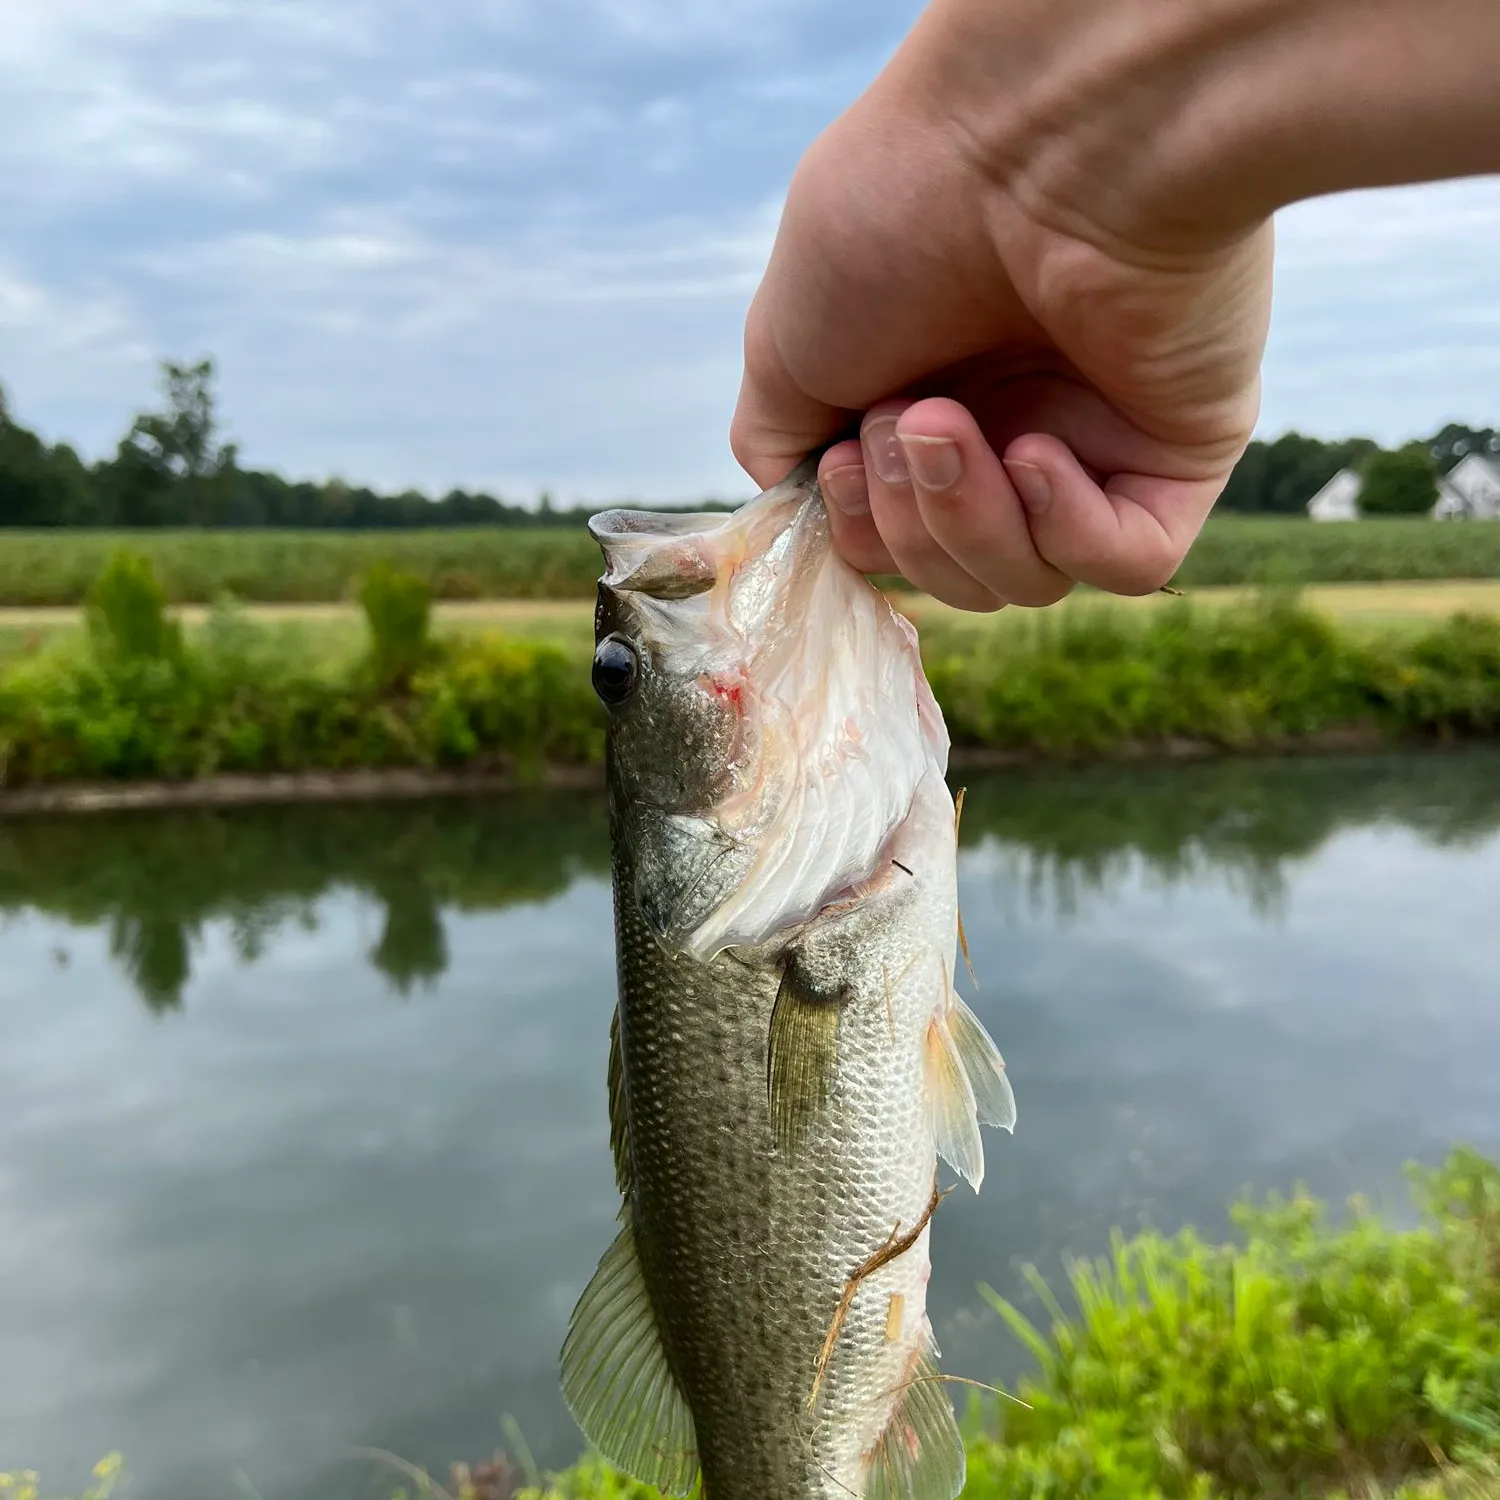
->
[0,793,610,1010]
[5,751,1500,1499]
[5,753,1499,1010]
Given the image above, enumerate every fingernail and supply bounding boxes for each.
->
[863,416,908,484]
[1004,459,1052,514]
[821,463,870,516]
[901,434,962,491]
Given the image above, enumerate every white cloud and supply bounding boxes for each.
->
[1262,177,1500,443]
[0,0,1495,498]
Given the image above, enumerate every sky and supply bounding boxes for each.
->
[1,0,1497,505]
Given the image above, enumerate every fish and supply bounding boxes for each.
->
[559,459,1016,1500]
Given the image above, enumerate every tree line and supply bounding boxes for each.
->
[1,358,1494,528]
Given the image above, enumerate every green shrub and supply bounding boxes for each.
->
[84,550,180,663]
[360,561,433,687]
[924,594,1373,754]
[3,591,1500,789]
[0,616,601,787]
[969,1146,1500,1499]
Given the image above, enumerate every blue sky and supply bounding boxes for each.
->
[2,0,1497,504]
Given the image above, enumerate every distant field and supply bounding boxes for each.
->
[4,580,1496,668]
[0,528,603,607]
[5,516,1500,607]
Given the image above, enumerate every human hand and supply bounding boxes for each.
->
[731,5,1271,609]
[731,0,1497,610]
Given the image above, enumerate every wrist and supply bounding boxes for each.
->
[888,0,1500,254]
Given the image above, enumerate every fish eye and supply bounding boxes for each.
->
[592,635,640,706]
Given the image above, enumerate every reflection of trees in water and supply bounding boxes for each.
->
[0,792,609,1011]
[956,750,1500,925]
[2,750,1499,1011]
[368,872,447,995]
[109,914,192,1014]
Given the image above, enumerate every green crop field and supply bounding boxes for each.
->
[0,528,604,607]
[4,516,1500,607]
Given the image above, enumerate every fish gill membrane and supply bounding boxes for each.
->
[560,461,1017,1500]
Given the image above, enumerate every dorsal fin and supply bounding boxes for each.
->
[863,1332,965,1500]
[559,1223,699,1496]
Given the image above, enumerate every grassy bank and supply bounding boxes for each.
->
[21,1149,1500,1499]
[484,1148,1500,1500]
[4,517,1500,607]
[3,552,1500,792]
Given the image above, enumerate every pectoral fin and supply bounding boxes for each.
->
[767,959,844,1156]
[559,1223,698,1496]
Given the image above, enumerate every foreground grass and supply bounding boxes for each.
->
[489,1149,1500,1500]
[4,517,1500,607]
[18,1151,1499,1499]
[4,581,1500,789]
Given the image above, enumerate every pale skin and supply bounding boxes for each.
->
[731,0,1500,611]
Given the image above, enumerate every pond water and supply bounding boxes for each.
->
[4,752,1500,1499]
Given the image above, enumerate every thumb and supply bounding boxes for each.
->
[730,304,849,491]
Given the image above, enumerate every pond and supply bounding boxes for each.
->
[4,751,1500,1499]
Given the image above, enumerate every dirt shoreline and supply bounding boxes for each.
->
[0,725,1429,817]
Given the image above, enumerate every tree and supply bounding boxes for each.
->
[104,357,240,526]
[1218,431,1379,514]
[0,384,101,526]
[1427,423,1500,473]
[1358,446,1440,516]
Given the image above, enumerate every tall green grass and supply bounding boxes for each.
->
[4,517,1500,607]
[2,552,1500,790]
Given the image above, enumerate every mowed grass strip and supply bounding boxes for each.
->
[4,579,1497,668]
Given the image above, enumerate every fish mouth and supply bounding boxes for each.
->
[588,468,819,609]
[588,510,732,600]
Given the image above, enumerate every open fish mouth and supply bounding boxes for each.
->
[592,465,947,962]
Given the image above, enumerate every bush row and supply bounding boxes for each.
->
[2,556,1500,790]
[5,516,1500,607]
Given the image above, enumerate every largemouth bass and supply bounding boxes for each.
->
[560,461,1016,1500]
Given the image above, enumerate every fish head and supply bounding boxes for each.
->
[589,465,948,963]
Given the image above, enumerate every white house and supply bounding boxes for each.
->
[1307,451,1500,521]
[1433,452,1500,520]
[1307,468,1362,521]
